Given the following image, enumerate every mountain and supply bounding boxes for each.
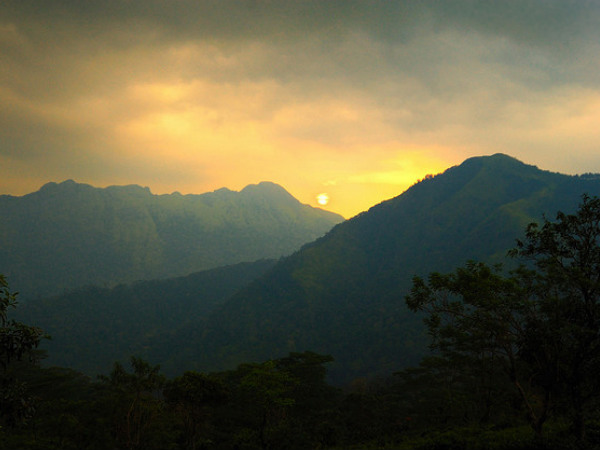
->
[152,154,600,382]
[0,180,343,297]
[14,154,600,382]
[15,259,276,375]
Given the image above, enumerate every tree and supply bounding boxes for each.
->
[406,262,552,437]
[273,352,338,448]
[0,274,46,427]
[406,195,600,441]
[164,371,227,450]
[511,194,600,440]
[239,360,297,450]
[220,352,335,450]
[99,357,168,450]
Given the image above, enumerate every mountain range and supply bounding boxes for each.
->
[15,154,600,383]
[0,180,343,297]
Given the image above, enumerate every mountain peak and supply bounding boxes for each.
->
[39,179,80,191]
[452,153,539,175]
[182,154,600,383]
[240,181,300,203]
[36,180,152,198]
[241,181,290,194]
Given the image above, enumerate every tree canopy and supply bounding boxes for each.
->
[406,195,600,441]
[0,274,46,427]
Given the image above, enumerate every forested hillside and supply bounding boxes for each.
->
[0,180,342,297]
[171,154,600,382]
[15,260,276,375]
[6,191,600,450]
[13,155,600,384]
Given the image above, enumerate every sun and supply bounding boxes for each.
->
[316,193,329,206]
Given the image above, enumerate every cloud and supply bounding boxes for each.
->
[1,1,600,216]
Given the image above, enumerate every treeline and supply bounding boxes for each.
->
[3,350,598,450]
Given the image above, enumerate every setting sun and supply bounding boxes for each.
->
[316,193,329,206]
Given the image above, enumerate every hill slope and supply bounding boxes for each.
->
[0,181,343,297]
[161,154,600,382]
[15,259,276,375]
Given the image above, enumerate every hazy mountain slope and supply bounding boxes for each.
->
[0,180,343,297]
[15,259,276,375]
[162,154,600,382]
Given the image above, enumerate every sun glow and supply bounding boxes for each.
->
[316,193,329,206]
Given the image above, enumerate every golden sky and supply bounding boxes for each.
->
[2,1,600,218]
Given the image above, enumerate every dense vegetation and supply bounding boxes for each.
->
[0,180,343,298]
[155,154,600,383]
[6,154,600,448]
[14,260,276,375]
[4,194,600,449]
[13,154,600,386]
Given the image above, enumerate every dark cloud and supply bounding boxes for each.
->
[5,1,597,46]
[3,1,598,93]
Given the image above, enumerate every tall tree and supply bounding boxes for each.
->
[239,360,297,450]
[0,274,46,427]
[100,357,168,450]
[406,262,552,436]
[511,194,600,439]
[407,195,600,441]
[164,371,227,450]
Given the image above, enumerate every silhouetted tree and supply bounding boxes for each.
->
[406,262,552,437]
[100,357,168,450]
[511,194,600,440]
[0,274,46,427]
[407,195,600,442]
[165,371,227,450]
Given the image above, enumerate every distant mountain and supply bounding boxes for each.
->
[14,154,600,382]
[0,180,343,297]
[153,154,600,382]
[15,259,276,375]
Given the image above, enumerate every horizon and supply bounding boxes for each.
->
[1,152,594,219]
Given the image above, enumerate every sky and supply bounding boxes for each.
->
[1,1,600,218]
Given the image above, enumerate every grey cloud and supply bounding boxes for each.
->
[3,1,598,92]
[1,1,599,161]
[5,1,598,47]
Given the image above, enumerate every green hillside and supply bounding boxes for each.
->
[0,180,343,297]
[15,259,276,375]
[13,154,600,384]
[164,154,600,382]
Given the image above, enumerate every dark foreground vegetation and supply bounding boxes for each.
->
[3,195,600,449]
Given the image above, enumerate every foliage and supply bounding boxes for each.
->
[3,349,600,449]
[406,261,552,435]
[511,194,600,439]
[164,371,227,450]
[15,260,276,376]
[175,154,600,384]
[0,274,46,427]
[213,351,338,450]
[99,357,171,450]
[406,195,600,444]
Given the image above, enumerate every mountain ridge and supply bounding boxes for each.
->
[15,259,277,375]
[13,154,600,383]
[0,180,343,297]
[165,154,600,382]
